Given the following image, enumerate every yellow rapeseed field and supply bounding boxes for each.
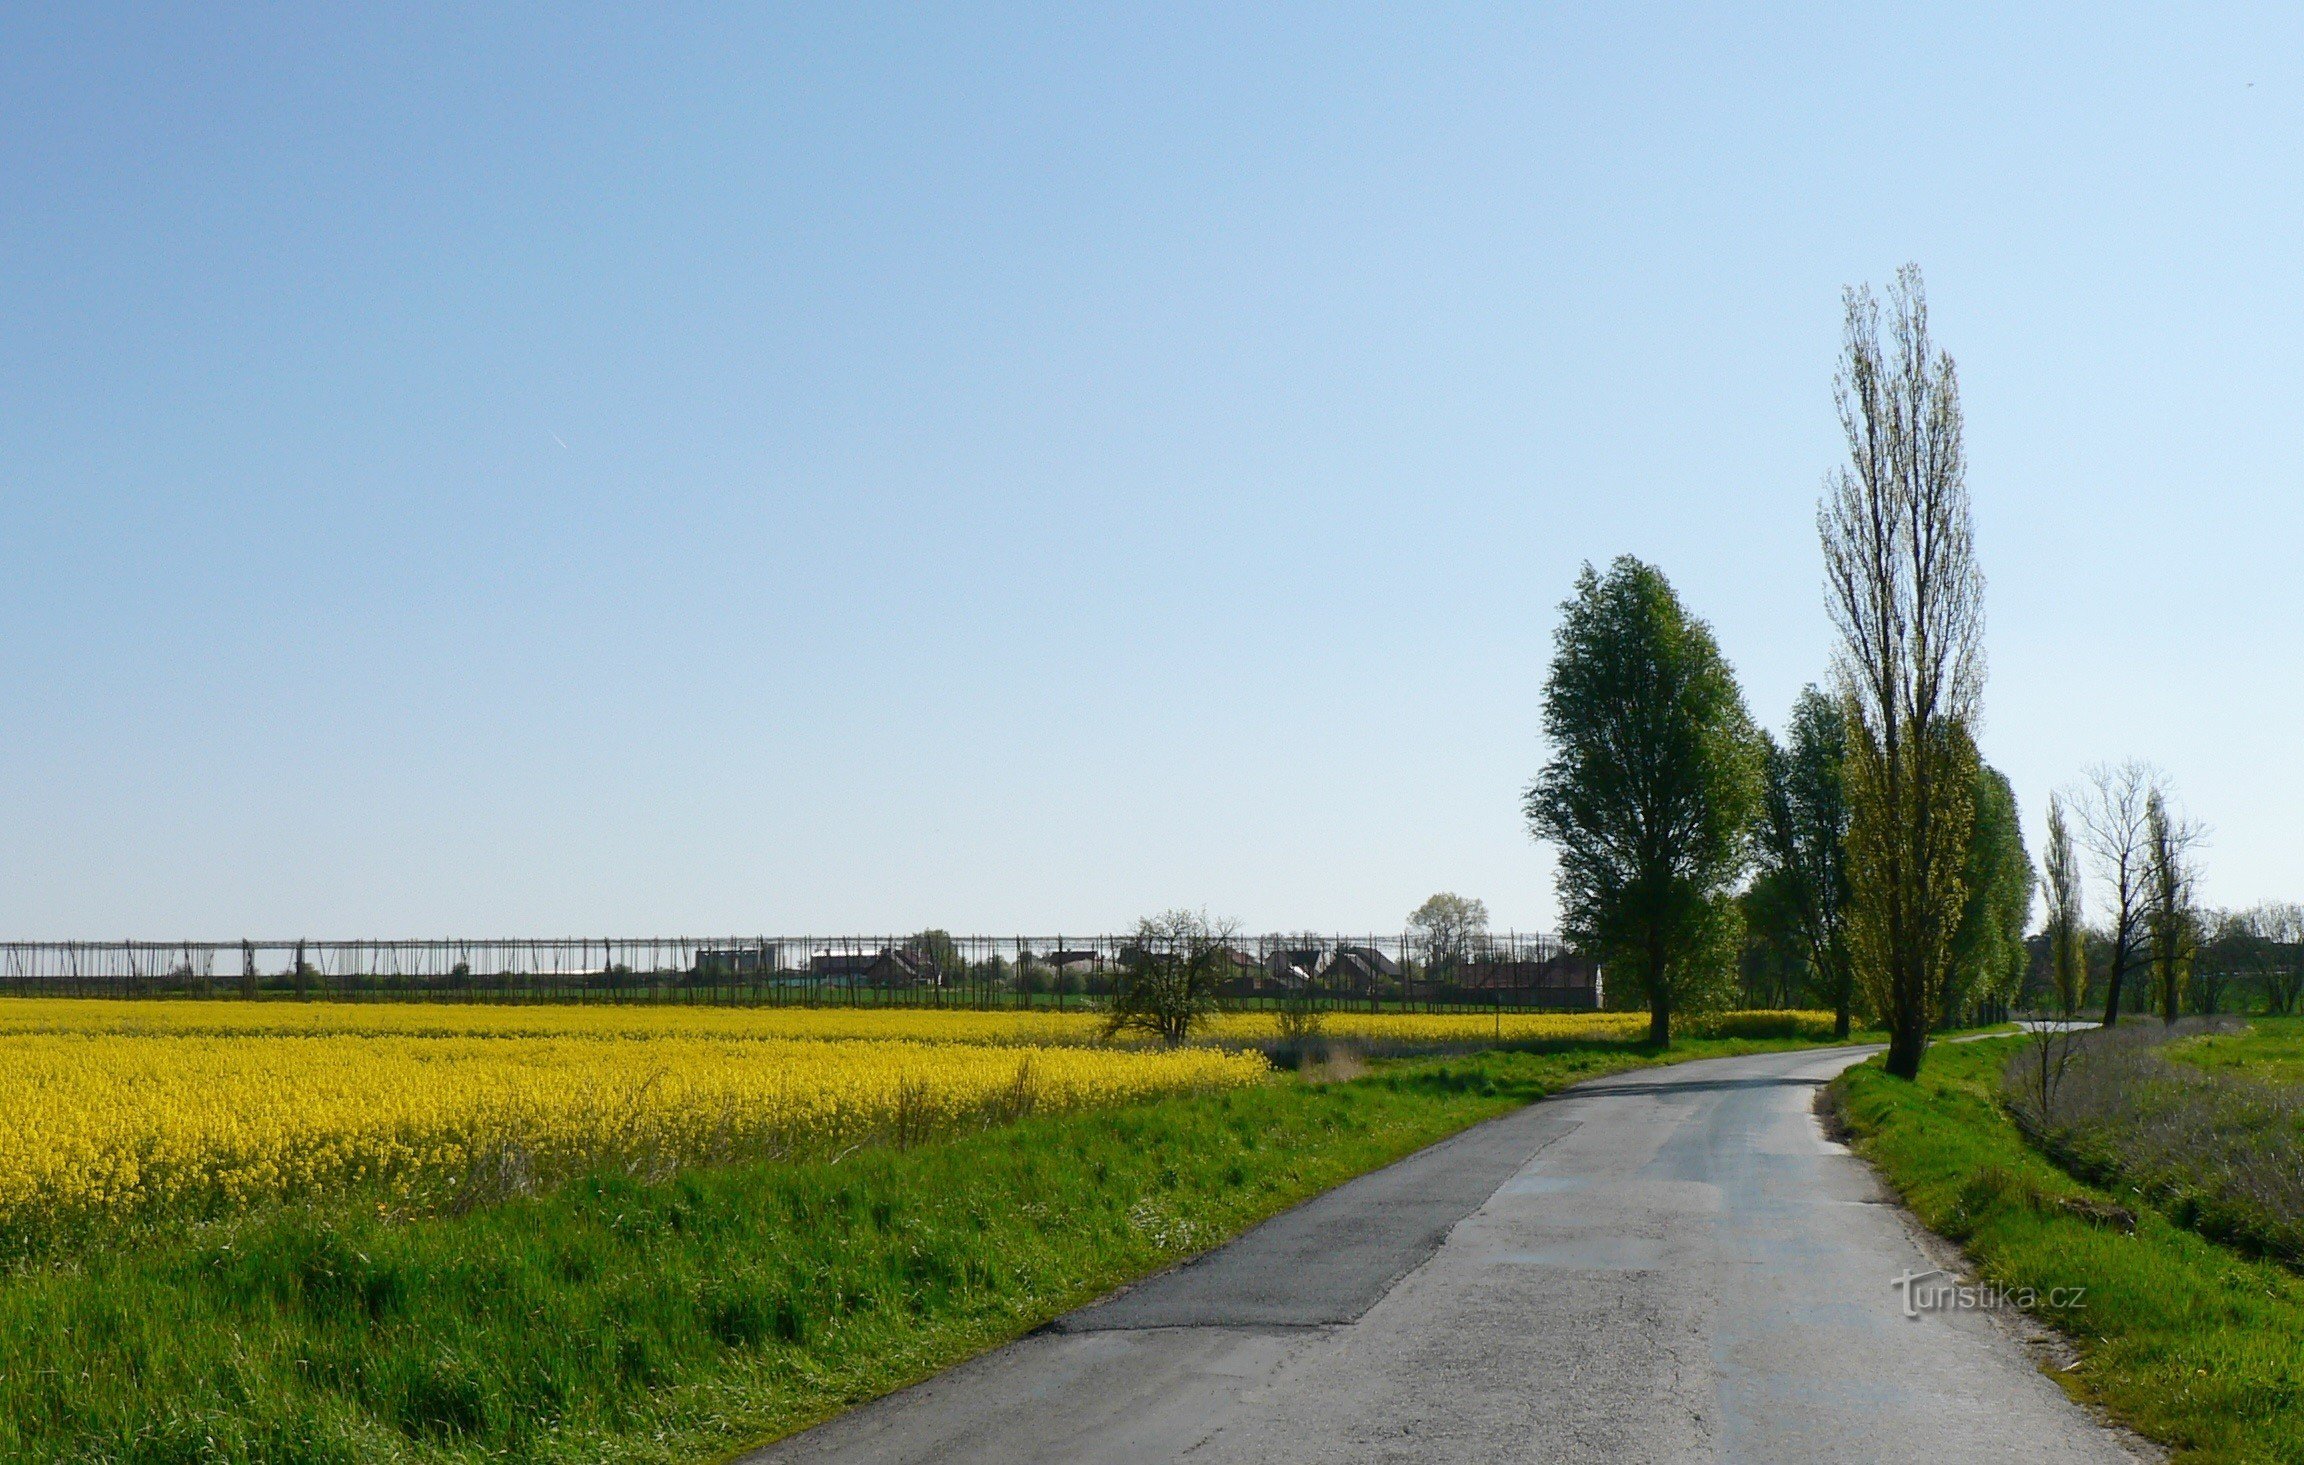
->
[0,998,1813,1241]
[1216,1010,1650,1045]
[0,1005,1264,1241]
[0,999,1654,1048]
[0,997,1111,1046]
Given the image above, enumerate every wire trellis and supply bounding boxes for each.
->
[0,933,1600,1011]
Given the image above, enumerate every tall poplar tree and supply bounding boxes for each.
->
[2042,793,2087,1018]
[1819,265,1986,1080]
[2144,790,2205,1023]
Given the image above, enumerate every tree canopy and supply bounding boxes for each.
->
[1753,687,1857,1037]
[1944,757,2034,1024]
[1407,893,1489,975]
[1527,556,1760,1045]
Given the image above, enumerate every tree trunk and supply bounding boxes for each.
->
[1833,981,1851,1041]
[2101,931,2127,1027]
[1884,1018,1926,1079]
[1884,935,1928,1078]
[1643,939,1672,1046]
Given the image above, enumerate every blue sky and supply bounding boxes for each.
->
[3,5,2299,937]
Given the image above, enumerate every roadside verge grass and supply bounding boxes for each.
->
[1835,1036,2304,1464]
[0,1034,1827,1464]
[2007,1018,2304,1269]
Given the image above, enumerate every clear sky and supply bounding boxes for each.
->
[3,5,2299,939]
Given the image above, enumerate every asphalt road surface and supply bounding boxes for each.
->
[751,1045,2152,1464]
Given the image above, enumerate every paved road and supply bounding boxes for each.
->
[752,1046,2151,1464]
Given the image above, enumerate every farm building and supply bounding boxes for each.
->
[694,943,780,978]
[809,948,940,988]
[1321,949,1391,992]
[1456,953,1601,1007]
[1331,945,1404,979]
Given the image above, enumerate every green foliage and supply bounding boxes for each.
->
[2144,793,2203,1024]
[1679,1008,1850,1041]
[1838,1039,2304,1464]
[1752,687,1857,1034]
[1737,870,1811,1009]
[1527,556,1761,1043]
[1944,758,2034,1023]
[1406,893,1489,976]
[1842,719,1976,1073]
[1272,973,1325,1043]
[904,929,966,984]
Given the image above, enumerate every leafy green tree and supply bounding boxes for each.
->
[1527,556,1761,1046]
[1737,871,1811,1010]
[2018,792,2088,1121]
[904,929,965,986]
[1753,687,1857,1037]
[1407,892,1489,978]
[1943,758,2034,1026]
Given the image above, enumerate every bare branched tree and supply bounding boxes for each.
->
[2244,902,2304,1014]
[2144,789,2206,1022]
[2071,759,2159,1026]
[1819,264,1985,1080]
[1107,910,1238,1046]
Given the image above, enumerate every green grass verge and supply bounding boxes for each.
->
[0,1035,1827,1464]
[1835,1036,2304,1463]
[2174,1016,2304,1086]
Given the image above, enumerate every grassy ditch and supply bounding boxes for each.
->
[0,1035,1825,1465]
[2005,1018,2304,1268]
[1836,1037,2304,1463]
